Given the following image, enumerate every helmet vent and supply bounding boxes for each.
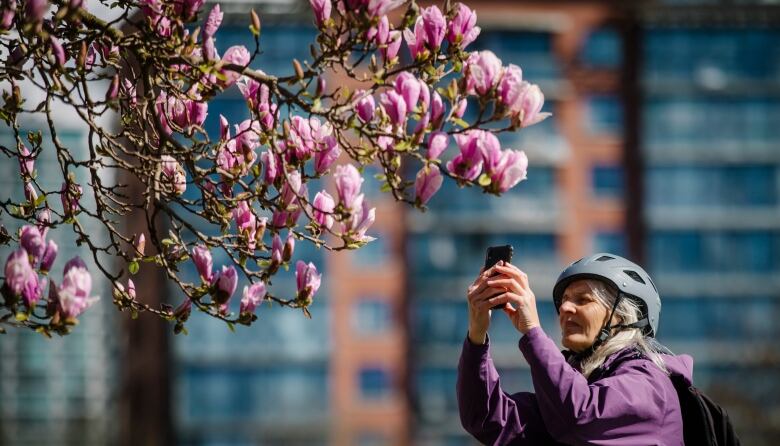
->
[648,277,658,292]
[623,270,646,284]
[596,255,615,262]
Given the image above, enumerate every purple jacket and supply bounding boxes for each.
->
[457,327,693,445]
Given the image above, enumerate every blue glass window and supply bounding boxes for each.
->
[657,297,780,343]
[646,165,777,207]
[353,299,393,335]
[592,165,624,198]
[643,98,780,149]
[647,231,780,273]
[586,96,623,135]
[644,29,780,83]
[593,232,628,257]
[580,28,622,68]
[359,367,392,400]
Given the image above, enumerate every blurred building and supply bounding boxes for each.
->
[2,0,780,445]
[0,120,119,444]
[407,1,780,445]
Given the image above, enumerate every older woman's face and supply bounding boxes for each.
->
[559,280,610,352]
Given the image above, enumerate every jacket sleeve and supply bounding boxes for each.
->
[519,327,672,445]
[457,333,555,445]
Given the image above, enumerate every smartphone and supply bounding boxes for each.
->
[484,245,513,310]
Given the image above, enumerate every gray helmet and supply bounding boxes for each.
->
[552,253,661,337]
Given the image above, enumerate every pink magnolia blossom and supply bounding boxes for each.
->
[203,4,222,38]
[63,256,86,275]
[491,149,528,193]
[280,170,303,208]
[270,233,283,265]
[421,5,446,50]
[334,164,364,211]
[220,46,250,88]
[57,258,98,319]
[383,31,402,61]
[403,16,426,60]
[314,136,340,174]
[240,282,266,315]
[1,0,16,30]
[161,155,187,195]
[214,265,237,304]
[26,0,47,22]
[342,197,375,242]
[430,91,444,127]
[394,72,421,113]
[24,182,37,203]
[40,240,58,272]
[219,114,231,140]
[426,131,449,160]
[261,149,279,185]
[106,75,120,102]
[312,191,335,229]
[465,50,503,95]
[447,131,484,181]
[133,233,146,256]
[191,245,213,283]
[513,82,552,128]
[234,119,261,160]
[22,272,45,306]
[36,208,50,239]
[418,81,430,113]
[156,91,208,135]
[498,64,524,109]
[19,145,34,178]
[379,90,407,126]
[50,36,66,68]
[288,116,315,162]
[355,90,375,123]
[60,182,82,217]
[309,0,331,25]
[20,225,45,263]
[127,279,136,300]
[233,200,257,250]
[415,164,443,205]
[454,98,468,119]
[4,248,33,297]
[283,232,295,262]
[364,0,403,17]
[447,3,480,48]
[472,130,502,174]
[295,260,321,304]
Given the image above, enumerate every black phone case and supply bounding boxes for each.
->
[484,245,513,310]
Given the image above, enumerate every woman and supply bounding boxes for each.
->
[457,253,693,445]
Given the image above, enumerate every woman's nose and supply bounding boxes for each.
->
[559,300,575,314]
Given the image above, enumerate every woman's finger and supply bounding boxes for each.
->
[485,277,522,295]
[494,263,529,289]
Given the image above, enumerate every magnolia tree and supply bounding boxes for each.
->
[0,0,550,336]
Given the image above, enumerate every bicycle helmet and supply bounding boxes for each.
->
[552,253,661,337]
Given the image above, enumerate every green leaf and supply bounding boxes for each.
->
[15,312,28,322]
[128,261,139,275]
[161,238,175,246]
[452,117,469,128]
[130,308,139,319]
[226,322,235,333]
[380,182,392,193]
[33,194,46,207]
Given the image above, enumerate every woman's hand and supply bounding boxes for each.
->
[486,262,541,335]
[466,266,500,344]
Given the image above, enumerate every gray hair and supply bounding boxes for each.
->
[577,279,670,378]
